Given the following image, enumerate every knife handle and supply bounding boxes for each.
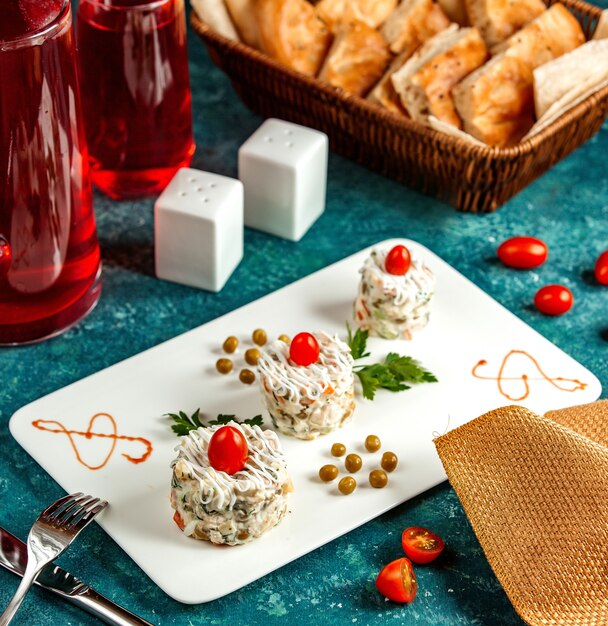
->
[70,588,155,626]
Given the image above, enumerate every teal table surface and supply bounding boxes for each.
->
[2,4,608,625]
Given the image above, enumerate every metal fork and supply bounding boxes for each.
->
[0,493,107,626]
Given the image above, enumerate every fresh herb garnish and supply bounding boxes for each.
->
[346,323,437,400]
[166,409,264,435]
[166,408,204,436]
[355,354,438,400]
[208,414,264,428]
[346,322,370,359]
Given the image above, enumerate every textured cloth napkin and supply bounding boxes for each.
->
[434,400,608,626]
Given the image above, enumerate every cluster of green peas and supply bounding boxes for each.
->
[215,330,291,384]
[319,435,399,495]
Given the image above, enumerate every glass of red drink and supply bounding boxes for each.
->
[76,0,195,199]
[0,0,102,345]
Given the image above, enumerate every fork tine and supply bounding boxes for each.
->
[47,493,92,522]
[56,496,99,527]
[70,500,107,532]
[53,495,97,524]
[40,493,83,519]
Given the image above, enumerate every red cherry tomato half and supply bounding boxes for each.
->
[497,236,548,270]
[385,245,412,276]
[208,426,248,475]
[289,332,320,366]
[401,527,445,565]
[375,558,418,603]
[595,250,608,286]
[534,284,573,316]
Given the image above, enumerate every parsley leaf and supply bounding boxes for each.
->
[166,410,264,435]
[354,354,437,400]
[384,353,438,383]
[166,408,204,436]
[346,322,370,360]
[208,414,264,428]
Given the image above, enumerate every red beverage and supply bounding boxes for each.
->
[77,0,195,199]
[0,0,102,345]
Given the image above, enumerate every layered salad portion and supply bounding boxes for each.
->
[354,244,435,340]
[258,332,355,440]
[170,422,292,545]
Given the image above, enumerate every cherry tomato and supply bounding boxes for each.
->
[375,558,418,603]
[497,236,548,269]
[289,332,320,366]
[385,245,411,276]
[0,236,11,280]
[534,284,573,316]
[208,426,248,475]
[595,250,608,285]
[401,527,445,564]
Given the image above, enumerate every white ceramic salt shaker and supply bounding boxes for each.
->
[238,119,328,242]
[154,168,243,292]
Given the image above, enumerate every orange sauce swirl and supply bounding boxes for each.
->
[32,413,153,470]
[472,350,587,401]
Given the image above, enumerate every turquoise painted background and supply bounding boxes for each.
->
[0,1,607,624]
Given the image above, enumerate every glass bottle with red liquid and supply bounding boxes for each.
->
[0,0,102,345]
[77,0,195,199]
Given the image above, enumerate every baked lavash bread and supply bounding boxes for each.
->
[368,52,412,114]
[391,25,489,128]
[452,53,534,146]
[465,0,546,46]
[494,3,585,63]
[524,39,608,138]
[428,114,485,144]
[225,0,260,47]
[438,0,469,24]
[533,39,608,119]
[316,0,398,28]
[593,9,608,39]
[453,3,584,146]
[380,0,452,55]
[318,19,391,95]
[191,0,240,40]
[253,0,332,76]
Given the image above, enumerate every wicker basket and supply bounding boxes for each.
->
[191,1,608,213]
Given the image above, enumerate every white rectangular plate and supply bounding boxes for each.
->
[10,239,601,604]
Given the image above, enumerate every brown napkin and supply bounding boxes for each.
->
[434,400,608,626]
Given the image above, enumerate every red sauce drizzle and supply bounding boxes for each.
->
[31,413,153,470]
[472,350,587,401]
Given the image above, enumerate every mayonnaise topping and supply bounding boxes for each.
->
[172,422,288,512]
[360,248,435,308]
[257,332,354,405]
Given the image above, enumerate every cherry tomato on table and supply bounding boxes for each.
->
[534,285,573,316]
[375,558,418,603]
[595,250,608,285]
[208,426,248,475]
[497,236,548,269]
[289,332,320,366]
[385,245,411,276]
[402,527,445,564]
